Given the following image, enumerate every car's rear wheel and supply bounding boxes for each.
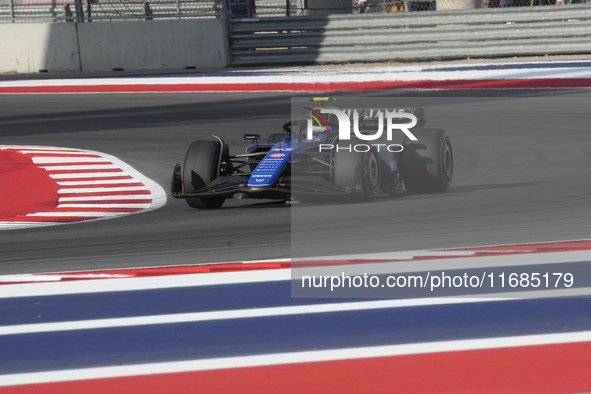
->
[364,149,381,199]
[401,129,453,193]
[332,142,380,201]
[183,140,226,209]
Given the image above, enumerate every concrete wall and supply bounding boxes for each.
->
[0,19,229,74]
[0,23,80,73]
[77,19,229,72]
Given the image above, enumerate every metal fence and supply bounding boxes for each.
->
[229,4,591,65]
[2,0,590,69]
[0,0,222,22]
[360,0,586,12]
[1,0,584,21]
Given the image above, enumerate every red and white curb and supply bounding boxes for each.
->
[0,146,166,230]
[1,239,590,286]
[1,60,591,93]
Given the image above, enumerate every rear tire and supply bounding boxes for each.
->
[401,129,453,193]
[332,142,380,201]
[183,140,226,209]
[363,149,381,200]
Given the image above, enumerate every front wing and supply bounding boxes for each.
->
[171,174,352,200]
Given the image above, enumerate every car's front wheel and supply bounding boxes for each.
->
[183,140,226,209]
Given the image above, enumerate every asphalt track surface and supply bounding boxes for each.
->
[1,90,591,275]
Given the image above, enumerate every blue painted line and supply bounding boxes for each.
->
[0,296,590,374]
[0,281,360,326]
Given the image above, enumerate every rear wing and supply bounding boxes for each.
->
[307,98,426,129]
[344,107,426,129]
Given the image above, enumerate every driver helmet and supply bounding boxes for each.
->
[305,125,332,141]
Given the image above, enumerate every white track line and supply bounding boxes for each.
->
[40,165,119,171]
[0,146,81,151]
[58,186,148,193]
[0,270,292,298]
[26,212,130,218]
[59,195,152,202]
[18,150,98,155]
[50,172,127,179]
[56,204,150,209]
[1,60,591,90]
[1,330,591,386]
[0,222,55,229]
[56,180,140,186]
[0,297,513,336]
[32,157,108,164]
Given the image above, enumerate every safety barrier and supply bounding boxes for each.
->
[0,19,229,73]
[2,1,591,71]
[0,3,74,22]
[229,4,591,65]
[1,0,590,22]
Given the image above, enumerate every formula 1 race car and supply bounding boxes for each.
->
[171,102,453,209]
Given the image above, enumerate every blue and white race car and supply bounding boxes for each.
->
[171,103,453,209]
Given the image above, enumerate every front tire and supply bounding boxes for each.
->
[401,129,453,193]
[183,140,226,209]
